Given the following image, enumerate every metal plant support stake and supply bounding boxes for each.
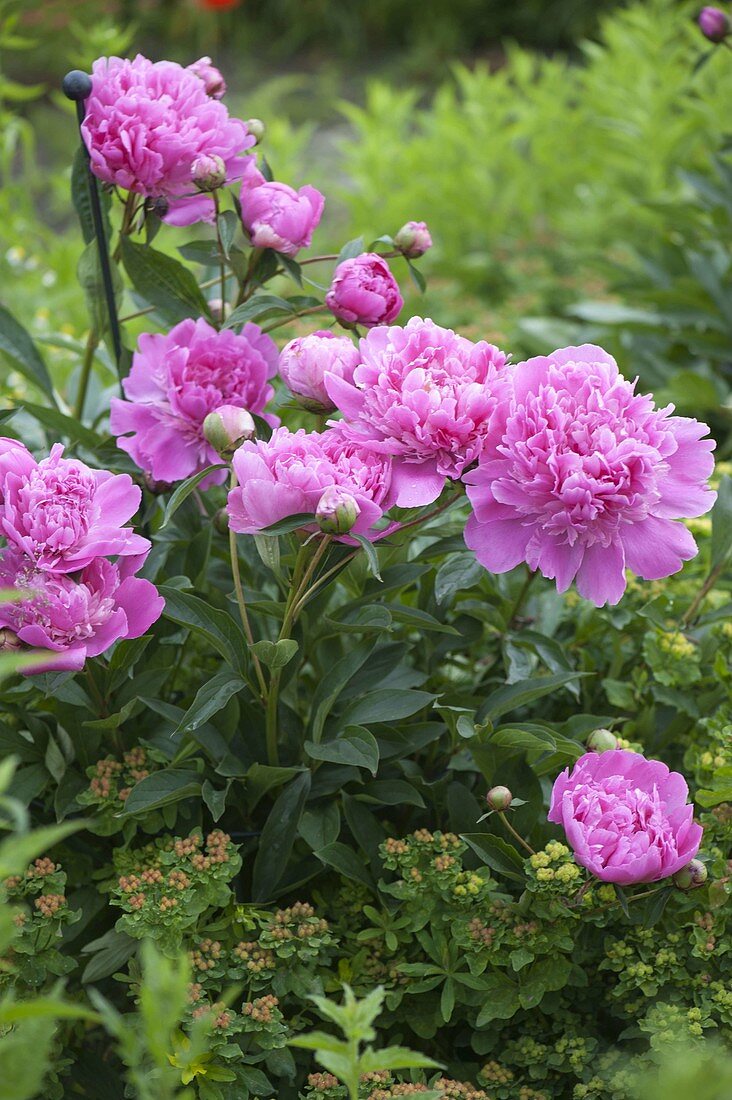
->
[62,69,122,371]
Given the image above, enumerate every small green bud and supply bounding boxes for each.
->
[673,858,708,891]
[486,785,513,812]
[587,728,618,753]
[316,486,360,535]
[203,405,256,457]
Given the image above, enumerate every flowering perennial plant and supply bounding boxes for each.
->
[0,40,729,1100]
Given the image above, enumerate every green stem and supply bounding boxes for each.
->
[228,472,267,700]
[119,274,232,323]
[265,538,332,767]
[212,191,228,323]
[497,811,536,855]
[682,562,725,626]
[113,191,138,262]
[262,304,329,333]
[74,329,99,421]
[506,566,538,630]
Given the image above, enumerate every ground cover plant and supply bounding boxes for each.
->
[0,16,730,1100]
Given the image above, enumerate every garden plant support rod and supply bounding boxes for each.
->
[62,69,122,374]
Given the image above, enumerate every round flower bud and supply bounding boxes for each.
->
[0,628,21,652]
[213,508,229,535]
[673,858,708,891]
[143,472,173,495]
[394,220,433,259]
[698,6,730,42]
[246,118,266,144]
[586,728,618,753]
[187,56,227,99]
[207,298,228,323]
[486,785,513,812]
[203,405,256,457]
[192,153,227,192]
[316,485,360,535]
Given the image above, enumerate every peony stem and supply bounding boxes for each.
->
[212,191,227,324]
[228,472,267,700]
[497,811,536,855]
[265,537,332,767]
[262,304,329,334]
[74,328,99,422]
[506,566,538,630]
[682,562,724,626]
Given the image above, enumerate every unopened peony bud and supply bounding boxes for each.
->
[246,118,266,144]
[213,508,229,534]
[316,485,360,534]
[587,728,618,753]
[187,56,227,99]
[150,196,169,219]
[203,405,256,457]
[0,629,21,652]
[207,297,229,323]
[699,7,730,42]
[394,220,433,259]
[143,472,173,495]
[486,785,513,812]
[673,858,708,891]
[192,153,226,192]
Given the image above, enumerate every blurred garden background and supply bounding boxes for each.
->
[2,0,732,456]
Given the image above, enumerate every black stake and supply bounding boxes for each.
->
[62,70,122,371]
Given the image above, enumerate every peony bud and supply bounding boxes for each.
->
[203,405,256,457]
[143,472,173,495]
[207,297,229,324]
[187,56,227,98]
[699,7,730,42]
[673,858,708,891]
[192,153,226,192]
[246,118,266,144]
[213,507,229,535]
[0,628,21,652]
[486,785,513,812]
[394,220,433,259]
[587,728,618,753]
[316,485,360,535]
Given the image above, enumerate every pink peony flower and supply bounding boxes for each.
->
[548,750,703,885]
[0,549,164,674]
[239,158,324,256]
[187,56,226,98]
[110,318,278,485]
[326,253,403,328]
[326,317,510,507]
[227,424,392,537]
[0,439,148,573]
[463,345,716,606]
[81,54,254,226]
[278,330,360,412]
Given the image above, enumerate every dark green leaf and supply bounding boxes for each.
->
[461,832,526,882]
[304,727,379,775]
[120,238,209,324]
[119,768,201,815]
[252,771,311,900]
[160,587,248,675]
[0,306,55,404]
